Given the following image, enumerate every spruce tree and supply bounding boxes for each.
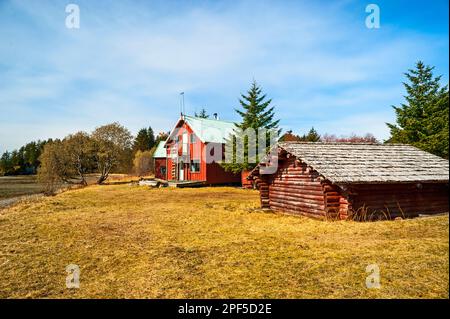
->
[222,81,280,173]
[0,151,12,175]
[386,61,449,158]
[147,127,155,149]
[422,90,449,158]
[195,108,209,118]
[301,127,321,142]
[133,128,151,153]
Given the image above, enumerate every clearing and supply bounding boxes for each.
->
[0,185,448,298]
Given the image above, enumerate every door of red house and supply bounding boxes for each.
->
[179,133,188,181]
[179,161,184,181]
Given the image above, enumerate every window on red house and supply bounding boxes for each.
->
[190,160,200,173]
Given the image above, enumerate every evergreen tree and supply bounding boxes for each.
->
[222,81,280,173]
[422,91,449,158]
[386,61,449,158]
[0,138,53,175]
[133,127,155,153]
[301,127,321,142]
[195,108,209,118]
[0,151,12,175]
[10,149,24,173]
[147,127,155,149]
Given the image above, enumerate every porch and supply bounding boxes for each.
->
[167,180,207,188]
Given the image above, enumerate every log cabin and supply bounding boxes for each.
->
[249,142,449,220]
[163,114,240,185]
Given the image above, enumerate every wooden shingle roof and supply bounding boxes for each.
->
[278,142,449,184]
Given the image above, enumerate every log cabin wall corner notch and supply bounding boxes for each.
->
[249,142,449,220]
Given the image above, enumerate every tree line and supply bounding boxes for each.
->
[131,128,168,177]
[0,140,53,175]
[279,129,378,143]
[0,122,168,193]
[1,60,447,187]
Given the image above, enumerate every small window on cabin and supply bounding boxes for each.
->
[190,160,200,173]
[190,134,196,144]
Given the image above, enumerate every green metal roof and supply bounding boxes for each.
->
[183,115,236,143]
[152,141,167,158]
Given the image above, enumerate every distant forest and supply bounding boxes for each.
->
[0,139,52,175]
[1,61,448,176]
[0,127,168,177]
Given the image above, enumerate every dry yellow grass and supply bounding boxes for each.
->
[0,185,448,298]
[0,176,43,200]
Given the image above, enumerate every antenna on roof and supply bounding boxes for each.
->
[179,92,185,116]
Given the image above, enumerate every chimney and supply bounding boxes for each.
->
[213,113,218,120]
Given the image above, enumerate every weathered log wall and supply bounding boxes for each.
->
[253,151,448,221]
[256,175,270,209]
[348,183,449,218]
[268,156,326,219]
[322,182,349,220]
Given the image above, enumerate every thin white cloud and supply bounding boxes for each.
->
[0,0,448,153]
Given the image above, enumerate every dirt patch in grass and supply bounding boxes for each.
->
[0,185,448,298]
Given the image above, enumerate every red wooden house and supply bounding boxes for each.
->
[249,142,449,220]
[163,115,240,185]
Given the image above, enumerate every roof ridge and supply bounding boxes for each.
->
[279,141,411,146]
[274,142,449,184]
[184,114,236,124]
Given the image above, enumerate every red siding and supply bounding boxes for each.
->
[165,121,240,184]
[154,158,166,180]
[206,162,240,184]
[166,122,206,181]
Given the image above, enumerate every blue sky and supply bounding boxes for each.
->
[0,0,448,153]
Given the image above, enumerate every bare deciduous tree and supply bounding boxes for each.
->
[91,122,133,184]
[64,132,95,186]
[133,150,153,177]
[321,133,379,143]
[37,140,72,194]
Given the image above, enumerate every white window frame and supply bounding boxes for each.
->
[190,159,200,173]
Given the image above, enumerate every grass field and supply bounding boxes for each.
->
[0,185,448,298]
[0,175,43,200]
[0,174,137,202]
